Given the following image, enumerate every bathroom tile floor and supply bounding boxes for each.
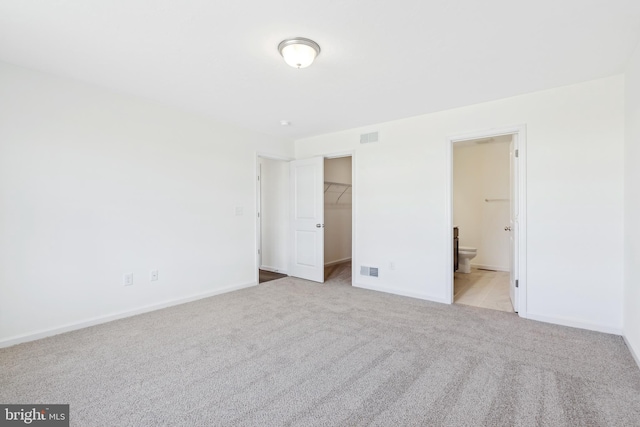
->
[454,267,514,313]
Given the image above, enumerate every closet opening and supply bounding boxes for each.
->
[323,156,353,284]
[258,153,355,286]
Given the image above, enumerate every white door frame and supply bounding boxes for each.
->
[257,160,262,269]
[445,125,528,318]
[255,152,293,284]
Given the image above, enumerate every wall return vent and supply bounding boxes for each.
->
[360,266,379,277]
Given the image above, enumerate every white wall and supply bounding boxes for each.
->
[324,157,352,265]
[0,62,293,345]
[296,75,625,334]
[259,157,289,273]
[454,140,510,271]
[624,42,640,363]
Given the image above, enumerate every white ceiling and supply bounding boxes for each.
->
[1,1,640,140]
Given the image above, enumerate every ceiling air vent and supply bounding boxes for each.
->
[360,131,379,144]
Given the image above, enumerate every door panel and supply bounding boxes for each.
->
[295,165,317,218]
[289,157,324,282]
[294,231,317,266]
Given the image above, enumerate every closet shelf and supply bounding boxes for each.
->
[324,181,352,205]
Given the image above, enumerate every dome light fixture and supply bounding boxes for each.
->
[278,37,321,69]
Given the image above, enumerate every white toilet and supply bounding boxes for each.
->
[458,246,477,273]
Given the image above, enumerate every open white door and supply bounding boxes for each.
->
[289,157,324,282]
[509,137,519,312]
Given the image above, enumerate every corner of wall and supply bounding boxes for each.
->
[623,37,640,368]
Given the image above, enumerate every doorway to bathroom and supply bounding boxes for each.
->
[446,126,527,317]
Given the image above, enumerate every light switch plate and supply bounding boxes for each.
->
[124,273,133,286]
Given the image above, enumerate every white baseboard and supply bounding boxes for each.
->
[623,336,640,370]
[259,265,288,274]
[325,257,351,267]
[354,282,450,305]
[0,281,257,349]
[526,312,623,336]
[471,263,509,272]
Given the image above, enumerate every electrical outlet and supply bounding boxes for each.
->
[150,270,159,282]
[124,273,133,286]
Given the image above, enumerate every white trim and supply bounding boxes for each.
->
[526,312,622,336]
[623,336,640,370]
[324,151,354,159]
[257,160,262,275]
[0,281,257,349]
[352,153,357,287]
[445,134,454,304]
[255,152,294,162]
[517,128,528,318]
[471,263,509,272]
[445,124,528,318]
[259,265,288,274]
[325,257,351,267]
[354,282,450,305]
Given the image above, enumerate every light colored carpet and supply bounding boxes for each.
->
[324,260,352,283]
[1,271,640,426]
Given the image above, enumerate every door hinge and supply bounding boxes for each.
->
[515,149,519,158]
[515,279,519,288]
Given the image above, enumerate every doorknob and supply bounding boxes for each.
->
[504,226,511,231]
[316,224,324,228]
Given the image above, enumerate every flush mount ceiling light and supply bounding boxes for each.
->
[278,37,321,69]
